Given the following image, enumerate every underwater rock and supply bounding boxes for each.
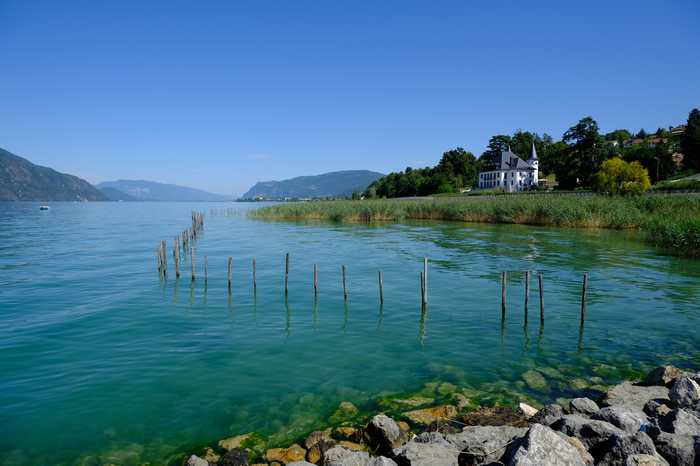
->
[522,370,549,392]
[461,406,530,427]
[329,401,359,424]
[333,426,362,443]
[437,382,457,396]
[403,405,457,426]
[265,443,306,464]
[384,396,434,409]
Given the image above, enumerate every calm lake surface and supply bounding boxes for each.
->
[1,201,699,465]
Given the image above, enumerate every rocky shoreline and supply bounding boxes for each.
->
[185,366,700,466]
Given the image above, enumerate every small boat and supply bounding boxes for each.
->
[39,205,50,210]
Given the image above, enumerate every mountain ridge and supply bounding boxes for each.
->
[242,170,384,199]
[0,147,107,201]
[97,179,231,202]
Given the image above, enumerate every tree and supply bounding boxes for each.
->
[605,129,631,143]
[480,135,512,170]
[593,157,651,195]
[635,129,648,139]
[622,142,676,182]
[556,116,607,189]
[681,108,700,171]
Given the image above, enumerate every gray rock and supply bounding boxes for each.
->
[288,462,317,466]
[324,445,397,466]
[502,423,588,466]
[186,455,210,466]
[392,432,458,466]
[570,398,600,416]
[641,366,684,388]
[669,377,700,410]
[531,403,565,426]
[595,432,663,466]
[643,400,672,420]
[653,432,700,466]
[593,406,650,434]
[603,382,670,410]
[625,454,669,465]
[658,409,700,435]
[218,448,248,466]
[551,414,626,450]
[445,425,526,465]
[365,414,401,454]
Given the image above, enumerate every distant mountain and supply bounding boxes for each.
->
[242,170,384,199]
[97,180,231,201]
[98,187,138,201]
[0,147,107,201]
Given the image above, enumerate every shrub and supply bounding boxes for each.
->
[593,157,651,195]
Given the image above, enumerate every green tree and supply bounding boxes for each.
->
[556,116,607,189]
[681,108,700,171]
[605,129,632,143]
[480,135,512,170]
[593,157,651,195]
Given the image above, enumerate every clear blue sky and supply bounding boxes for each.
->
[1,0,698,195]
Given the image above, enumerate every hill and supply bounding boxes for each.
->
[242,170,384,200]
[97,180,231,201]
[0,147,107,201]
[98,187,139,201]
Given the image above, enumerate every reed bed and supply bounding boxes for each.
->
[250,195,700,257]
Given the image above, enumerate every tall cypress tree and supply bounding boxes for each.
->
[681,108,700,171]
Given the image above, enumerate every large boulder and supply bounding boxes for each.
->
[594,432,666,466]
[570,398,600,417]
[445,425,526,465]
[653,432,700,466]
[502,424,589,466]
[551,414,626,451]
[392,432,458,466]
[365,414,402,455]
[602,383,670,411]
[305,430,337,464]
[658,409,700,436]
[624,454,669,465]
[592,406,649,434]
[641,366,684,388]
[265,444,306,464]
[288,462,316,466]
[323,445,396,466]
[531,404,565,426]
[643,400,672,420]
[669,377,700,410]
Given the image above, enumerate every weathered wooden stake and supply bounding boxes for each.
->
[524,271,530,325]
[420,271,425,308]
[174,239,180,278]
[341,265,348,300]
[378,270,384,304]
[501,271,507,319]
[422,257,428,306]
[313,264,318,295]
[204,256,208,284]
[253,258,257,291]
[284,253,289,296]
[227,257,232,291]
[580,273,588,326]
[538,273,544,323]
[191,248,196,281]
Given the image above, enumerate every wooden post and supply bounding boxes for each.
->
[284,253,289,296]
[313,264,318,295]
[420,272,425,308]
[227,257,232,291]
[378,270,384,304]
[191,248,195,281]
[174,239,180,278]
[524,271,530,325]
[253,258,257,291]
[580,273,588,326]
[501,271,507,320]
[538,273,544,323]
[422,257,428,306]
[342,265,348,300]
[204,256,208,283]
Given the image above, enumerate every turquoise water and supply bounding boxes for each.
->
[1,201,699,465]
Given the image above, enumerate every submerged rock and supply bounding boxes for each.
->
[602,382,670,410]
[403,405,457,426]
[333,426,362,443]
[461,406,530,428]
[522,370,549,392]
[265,443,306,464]
[330,401,359,424]
[502,423,589,466]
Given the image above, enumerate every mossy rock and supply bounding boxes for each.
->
[522,370,549,392]
[329,401,359,424]
[437,382,458,396]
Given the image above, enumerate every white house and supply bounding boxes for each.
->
[478,142,539,192]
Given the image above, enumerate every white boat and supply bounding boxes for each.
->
[39,205,50,210]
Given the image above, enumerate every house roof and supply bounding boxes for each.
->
[497,150,533,171]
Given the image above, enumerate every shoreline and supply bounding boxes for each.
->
[183,365,700,466]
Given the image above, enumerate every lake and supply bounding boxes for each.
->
[1,201,699,465]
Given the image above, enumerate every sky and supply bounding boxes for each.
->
[1,1,698,196]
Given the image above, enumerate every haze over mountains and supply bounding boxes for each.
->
[97,180,231,202]
[0,148,107,201]
[242,170,384,199]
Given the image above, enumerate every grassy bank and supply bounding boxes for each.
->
[250,195,700,257]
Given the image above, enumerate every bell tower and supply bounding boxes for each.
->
[528,141,539,186]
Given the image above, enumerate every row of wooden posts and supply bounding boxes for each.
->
[156,211,205,279]
[501,271,589,327]
[160,248,591,324]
